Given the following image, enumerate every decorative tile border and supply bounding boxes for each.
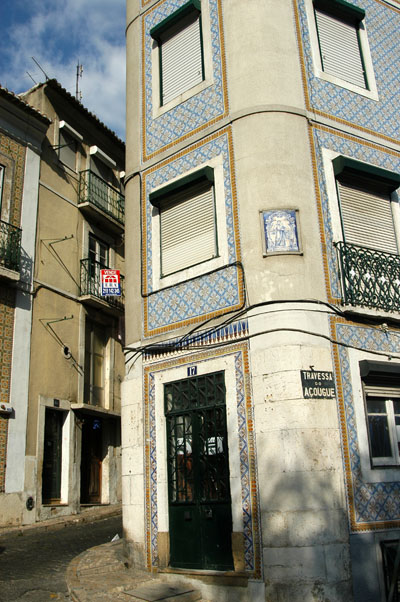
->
[141,0,228,160]
[331,315,400,531]
[293,0,400,145]
[143,342,262,578]
[142,127,243,337]
[307,123,400,303]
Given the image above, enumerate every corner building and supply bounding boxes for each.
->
[124,1,400,600]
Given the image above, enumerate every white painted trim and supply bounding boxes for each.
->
[151,0,214,118]
[89,146,117,169]
[5,148,40,493]
[304,0,379,101]
[150,155,229,290]
[59,120,83,142]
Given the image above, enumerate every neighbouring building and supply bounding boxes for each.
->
[0,79,126,526]
[0,87,49,525]
[123,1,400,601]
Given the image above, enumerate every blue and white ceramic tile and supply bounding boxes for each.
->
[297,0,400,141]
[144,131,240,333]
[335,320,400,528]
[143,0,226,158]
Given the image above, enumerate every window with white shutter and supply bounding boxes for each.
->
[333,157,400,254]
[151,0,204,107]
[150,168,218,278]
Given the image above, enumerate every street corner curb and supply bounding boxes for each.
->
[66,549,87,602]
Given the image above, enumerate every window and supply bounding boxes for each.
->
[58,121,82,171]
[381,540,400,602]
[151,0,204,107]
[0,165,4,208]
[314,0,367,88]
[150,167,217,277]
[88,233,109,296]
[361,361,400,467]
[84,320,108,407]
[333,157,400,254]
[306,0,378,99]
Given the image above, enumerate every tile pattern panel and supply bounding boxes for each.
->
[142,0,227,159]
[143,343,262,577]
[311,126,400,301]
[331,317,400,531]
[142,129,242,336]
[296,0,400,142]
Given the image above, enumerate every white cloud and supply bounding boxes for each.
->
[0,0,126,138]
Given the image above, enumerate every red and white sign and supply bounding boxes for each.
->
[101,269,121,296]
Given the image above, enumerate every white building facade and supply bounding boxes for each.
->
[124,1,400,600]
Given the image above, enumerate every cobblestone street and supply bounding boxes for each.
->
[0,512,122,602]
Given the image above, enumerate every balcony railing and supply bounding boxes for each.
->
[336,241,400,313]
[79,170,124,225]
[0,220,22,272]
[80,258,124,312]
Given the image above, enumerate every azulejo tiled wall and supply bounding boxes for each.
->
[142,0,228,160]
[311,125,400,302]
[296,0,400,142]
[331,317,400,530]
[143,343,262,577]
[142,128,243,336]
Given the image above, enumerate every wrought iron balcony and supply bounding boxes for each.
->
[79,170,124,227]
[336,241,400,313]
[0,220,22,273]
[80,258,124,313]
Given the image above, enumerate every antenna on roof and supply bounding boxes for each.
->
[31,57,50,81]
[26,71,37,85]
[76,63,83,101]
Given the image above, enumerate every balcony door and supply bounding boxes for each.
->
[88,234,109,297]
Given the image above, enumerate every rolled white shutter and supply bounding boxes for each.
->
[315,9,366,89]
[160,182,216,276]
[161,13,203,105]
[338,178,397,254]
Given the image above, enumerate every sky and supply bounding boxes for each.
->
[0,0,126,140]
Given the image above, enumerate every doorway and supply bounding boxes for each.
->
[165,371,234,570]
[42,409,64,503]
[80,417,103,504]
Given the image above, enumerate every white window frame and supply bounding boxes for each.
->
[0,164,4,209]
[151,0,213,118]
[322,148,400,250]
[150,155,229,291]
[304,0,378,101]
[348,349,400,483]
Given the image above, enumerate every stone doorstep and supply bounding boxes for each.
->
[124,582,202,602]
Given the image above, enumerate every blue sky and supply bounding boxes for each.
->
[0,0,126,139]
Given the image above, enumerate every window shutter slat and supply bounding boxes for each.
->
[338,180,397,254]
[160,183,216,276]
[315,9,366,89]
[161,15,203,105]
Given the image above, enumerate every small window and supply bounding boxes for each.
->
[381,540,400,601]
[150,169,217,277]
[0,165,4,209]
[314,0,367,89]
[151,0,204,107]
[59,129,77,171]
[361,361,400,467]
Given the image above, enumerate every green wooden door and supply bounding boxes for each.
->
[165,371,234,570]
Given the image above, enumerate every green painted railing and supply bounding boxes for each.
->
[0,220,22,272]
[336,241,400,313]
[80,258,124,311]
[79,170,124,225]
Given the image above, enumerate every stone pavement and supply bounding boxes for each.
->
[66,539,202,602]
